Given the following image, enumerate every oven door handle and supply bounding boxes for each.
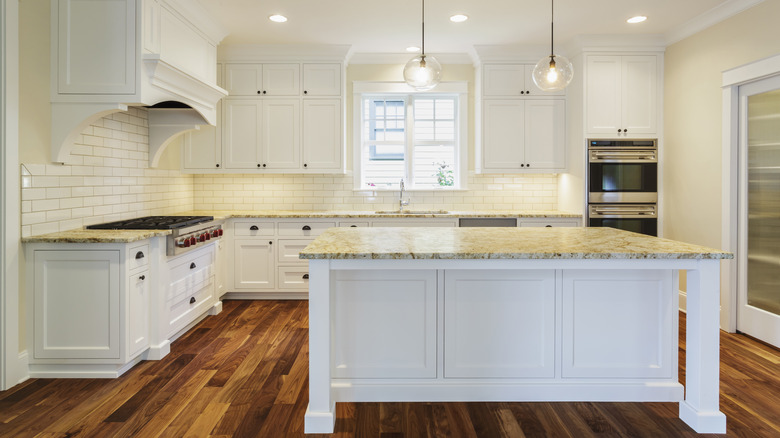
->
[589,150,657,163]
[590,205,657,218]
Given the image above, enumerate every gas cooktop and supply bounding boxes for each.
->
[85,216,214,230]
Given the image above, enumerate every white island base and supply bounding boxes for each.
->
[301,228,729,435]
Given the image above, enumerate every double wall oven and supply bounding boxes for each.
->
[587,139,658,236]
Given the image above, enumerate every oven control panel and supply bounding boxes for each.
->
[168,224,223,256]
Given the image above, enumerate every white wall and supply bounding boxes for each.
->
[664,0,780,300]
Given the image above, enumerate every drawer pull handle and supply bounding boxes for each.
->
[302,273,309,279]
[139,275,145,281]
[250,225,259,231]
[545,225,552,228]
[302,225,312,231]
[135,251,144,259]
[350,225,357,227]
[190,262,196,269]
[190,297,196,304]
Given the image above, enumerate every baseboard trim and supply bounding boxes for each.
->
[223,291,308,300]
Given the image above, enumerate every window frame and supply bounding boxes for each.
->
[352,81,469,191]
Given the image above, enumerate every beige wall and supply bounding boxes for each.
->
[664,0,780,248]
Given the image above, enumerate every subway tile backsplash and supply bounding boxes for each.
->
[21,108,560,237]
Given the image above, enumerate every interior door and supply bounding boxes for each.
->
[737,74,780,347]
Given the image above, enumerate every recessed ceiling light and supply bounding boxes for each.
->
[406,46,421,52]
[269,14,287,23]
[627,15,647,24]
[450,14,468,23]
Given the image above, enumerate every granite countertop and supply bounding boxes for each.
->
[22,229,172,244]
[187,210,582,219]
[299,227,734,260]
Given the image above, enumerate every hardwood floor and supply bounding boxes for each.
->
[2,299,779,437]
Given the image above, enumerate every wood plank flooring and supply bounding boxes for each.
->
[2,299,779,437]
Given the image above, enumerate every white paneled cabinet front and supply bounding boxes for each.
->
[223,99,300,170]
[302,99,342,170]
[302,63,342,96]
[482,64,565,97]
[225,63,300,96]
[332,270,437,379]
[444,270,556,378]
[480,99,565,172]
[263,99,300,169]
[561,269,676,378]
[586,55,658,136]
[33,250,122,359]
[234,239,276,290]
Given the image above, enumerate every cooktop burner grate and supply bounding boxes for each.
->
[85,216,214,230]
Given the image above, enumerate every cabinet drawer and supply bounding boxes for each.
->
[234,220,275,236]
[278,239,313,264]
[168,249,214,303]
[128,243,150,271]
[339,221,369,228]
[168,279,215,336]
[278,266,310,289]
[278,221,335,237]
[519,219,581,227]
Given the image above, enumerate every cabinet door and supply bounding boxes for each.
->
[524,99,565,169]
[128,270,150,358]
[223,100,262,169]
[263,99,300,169]
[621,56,658,135]
[263,64,300,96]
[303,99,342,170]
[225,63,263,96]
[585,56,622,135]
[482,64,526,97]
[33,250,121,359]
[303,63,341,96]
[481,100,525,170]
[183,100,222,170]
[444,269,555,378]
[234,240,275,289]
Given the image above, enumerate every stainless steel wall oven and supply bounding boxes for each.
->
[587,139,658,236]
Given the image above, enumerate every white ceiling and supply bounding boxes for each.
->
[198,0,761,56]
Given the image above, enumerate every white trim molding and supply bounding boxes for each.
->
[721,52,780,332]
[1,0,27,390]
[665,0,765,46]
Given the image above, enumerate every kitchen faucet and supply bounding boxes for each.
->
[399,179,410,212]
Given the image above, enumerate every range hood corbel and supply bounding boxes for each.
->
[147,107,208,168]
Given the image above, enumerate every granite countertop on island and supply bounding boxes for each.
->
[299,227,733,260]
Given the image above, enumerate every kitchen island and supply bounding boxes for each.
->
[299,227,732,434]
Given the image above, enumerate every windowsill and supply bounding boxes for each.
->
[352,188,469,193]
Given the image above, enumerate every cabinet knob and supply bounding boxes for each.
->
[190,262,196,269]
[302,225,312,231]
[139,275,145,280]
[526,163,530,168]
[257,163,261,167]
[263,164,267,168]
[263,90,267,94]
[520,164,525,168]
[303,163,308,168]
[257,90,261,95]
[216,164,220,168]
[302,273,309,279]
[618,129,623,133]
[526,90,530,94]
[135,251,144,259]
[304,90,308,94]
[520,91,525,95]
[190,297,196,304]
[269,241,273,245]
[250,225,259,231]
[623,129,627,133]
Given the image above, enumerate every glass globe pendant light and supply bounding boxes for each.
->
[532,0,573,91]
[403,0,442,91]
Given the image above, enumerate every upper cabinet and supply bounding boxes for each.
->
[50,0,228,165]
[477,62,567,173]
[225,63,301,96]
[303,64,342,96]
[585,55,659,137]
[482,64,565,97]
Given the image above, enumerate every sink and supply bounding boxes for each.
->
[374,210,449,215]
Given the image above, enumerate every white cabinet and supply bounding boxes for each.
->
[303,63,342,96]
[518,218,581,227]
[234,239,276,290]
[480,99,565,172]
[164,244,216,338]
[223,99,301,170]
[586,55,658,136]
[482,64,565,97]
[183,100,222,170]
[225,63,300,96]
[302,99,342,171]
[331,269,438,379]
[444,270,556,378]
[128,270,150,358]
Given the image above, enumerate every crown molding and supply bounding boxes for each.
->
[566,34,666,54]
[664,0,765,46]
[347,52,474,66]
[218,44,352,62]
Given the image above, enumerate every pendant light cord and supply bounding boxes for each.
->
[550,0,554,58]
[421,0,426,55]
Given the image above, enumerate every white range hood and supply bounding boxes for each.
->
[50,0,228,167]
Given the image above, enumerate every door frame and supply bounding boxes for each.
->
[722,52,780,332]
[1,0,25,390]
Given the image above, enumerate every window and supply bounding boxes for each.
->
[354,82,467,190]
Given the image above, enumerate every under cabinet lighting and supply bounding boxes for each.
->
[269,14,287,23]
[450,14,468,23]
[627,15,647,24]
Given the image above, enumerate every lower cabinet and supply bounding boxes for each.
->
[233,239,276,289]
[164,245,216,339]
